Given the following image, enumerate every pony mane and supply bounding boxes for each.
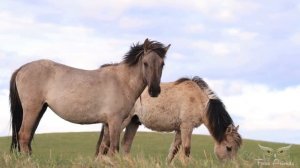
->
[99,63,119,68]
[174,77,191,85]
[123,40,167,66]
[191,76,234,143]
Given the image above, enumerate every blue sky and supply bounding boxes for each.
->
[0,0,299,144]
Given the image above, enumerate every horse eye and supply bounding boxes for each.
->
[226,146,232,152]
[161,62,165,67]
[144,62,148,67]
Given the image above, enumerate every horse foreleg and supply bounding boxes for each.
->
[167,130,182,163]
[121,120,139,154]
[107,117,122,156]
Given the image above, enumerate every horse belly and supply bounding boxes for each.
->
[143,120,178,132]
[138,111,179,132]
[47,97,106,124]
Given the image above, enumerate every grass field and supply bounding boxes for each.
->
[0,132,299,167]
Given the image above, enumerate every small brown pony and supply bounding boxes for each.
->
[9,39,170,156]
[98,76,242,162]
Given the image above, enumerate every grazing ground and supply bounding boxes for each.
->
[0,132,299,167]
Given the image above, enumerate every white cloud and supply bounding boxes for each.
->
[35,0,261,23]
[0,89,10,136]
[0,11,134,69]
[119,16,149,29]
[184,24,205,34]
[185,0,260,22]
[43,0,132,21]
[290,32,300,46]
[223,28,258,41]
[192,40,241,58]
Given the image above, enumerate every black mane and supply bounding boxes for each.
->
[123,40,167,66]
[206,99,233,143]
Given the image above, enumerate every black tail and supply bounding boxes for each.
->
[9,68,23,152]
[191,76,233,143]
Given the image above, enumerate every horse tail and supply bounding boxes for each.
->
[191,76,233,143]
[9,67,23,152]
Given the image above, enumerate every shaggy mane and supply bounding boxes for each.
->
[123,40,167,66]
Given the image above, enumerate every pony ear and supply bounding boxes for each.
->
[164,44,171,53]
[143,38,150,53]
[235,125,239,131]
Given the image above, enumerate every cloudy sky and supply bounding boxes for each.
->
[0,0,299,144]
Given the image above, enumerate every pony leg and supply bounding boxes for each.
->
[107,117,122,155]
[180,126,193,162]
[18,104,45,154]
[167,130,182,163]
[99,124,110,155]
[95,124,109,156]
[121,120,139,154]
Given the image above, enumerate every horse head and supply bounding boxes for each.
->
[141,38,170,97]
[214,124,242,161]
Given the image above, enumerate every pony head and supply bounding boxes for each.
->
[214,124,242,161]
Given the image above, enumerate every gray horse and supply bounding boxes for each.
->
[9,39,170,156]
[98,77,242,162]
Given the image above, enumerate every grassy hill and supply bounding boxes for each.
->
[0,132,299,167]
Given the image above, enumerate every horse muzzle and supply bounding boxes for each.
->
[148,85,161,97]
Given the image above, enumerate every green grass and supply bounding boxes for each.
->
[0,132,299,167]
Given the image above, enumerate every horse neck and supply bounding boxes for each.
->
[204,122,222,144]
[201,106,223,143]
[201,111,214,135]
[116,63,146,101]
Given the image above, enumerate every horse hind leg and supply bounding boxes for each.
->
[28,104,48,151]
[18,103,47,154]
[167,130,182,164]
[96,124,110,156]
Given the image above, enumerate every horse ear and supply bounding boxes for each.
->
[164,44,171,53]
[143,38,150,53]
[235,125,239,131]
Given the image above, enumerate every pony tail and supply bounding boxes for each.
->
[9,68,23,152]
[191,76,233,143]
